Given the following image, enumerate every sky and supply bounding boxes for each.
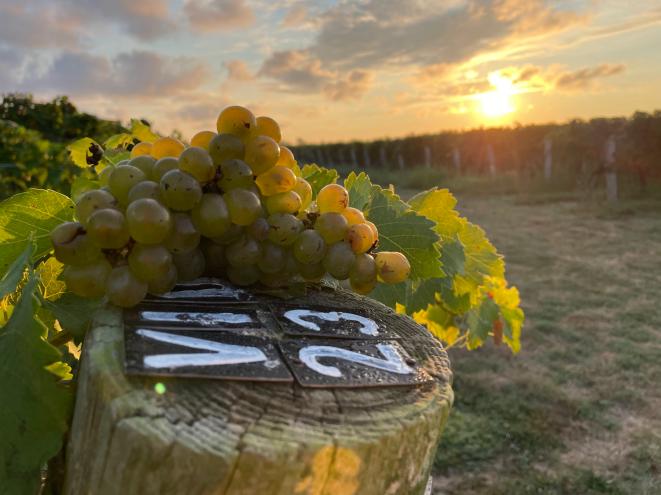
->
[1,0,660,144]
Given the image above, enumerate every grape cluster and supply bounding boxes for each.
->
[51,106,411,308]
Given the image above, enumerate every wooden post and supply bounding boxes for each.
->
[350,146,358,168]
[486,144,496,178]
[424,146,432,169]
[543,137,552,181]
[452,148,461,173]
[362,145,370,168]
[605,135,618,202]
[397,153,405,170]
[64,285,453,495]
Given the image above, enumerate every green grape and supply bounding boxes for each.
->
[127,180,162,203]
[267,213,303,246]
[293,177,312,209]
[173,248,205,281]
[151,157,179,181]
[178,146,215,183]
[323,241,355,280]
[217,159,254,191]
[264,190,301,215]
[62,258,111,298]
[374,251,411,284]
[341,207,365,226]
[255,116,281,143]
[223,189,262,226]
[226,236,261,267]
[246,217,269,241]
[87,209,130,249]
[98,165,113,186]
[276,145,297,169]
[208,133,245,166]
[255,166,296,196]
[148,264,178,295]
[317,184,349,213]
[200,239,227,277]
[128,244,173,282]
[159,169,202,211]
[350,253,377,285]
[244,135,280,175]
[216,105,256,141]
[258,242,287,274]
[51,222,101,265]
[164,213,200,254]
[126,198,171,245]
[350,277,376,295]
[75,189,117,226]
[108,165,147,205]
[283,251,300,277]
[106,265,148,308]
[297,260,325,282]
[130,155,157,178]
[345,223,375,254]
[293,230,327,264]
[191,193,231,238]
[314,212,348,244]
[211,223,243,245]
[227,264,260,286]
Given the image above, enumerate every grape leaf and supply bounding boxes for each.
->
[36,257,66,301]
[409,188,463,239]
[0,189,75,274]
[66,137,100,169]
[0,275,72,493]
[0,242,32,301]
[454,221,505,298]
[466,296,500,350]
[70,175,100,203]
[130,118,160,143]
[104,133,134,150]
[344,171,372,210]
[302,164,338,197]
[42,293,102,342]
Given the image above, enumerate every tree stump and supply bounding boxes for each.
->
[64,283,453,495]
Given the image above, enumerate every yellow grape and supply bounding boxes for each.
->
[264,190,302,215]
[216,106,256,141]
[130,142,152,158]
[317,184,349,213]
[292,177,312,209]
[374,251,411,284]
[245,135,280,175]
[365,220,379,243]
[276,146,296,169]
[255,166,296,196]
[190,130,216,150]
[342,207,365,226]
[350,278,376,295]
[255,116,281,143]
[345,223,375,254]
[151,136,185,159]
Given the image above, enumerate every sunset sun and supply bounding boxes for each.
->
[477,72,516,118]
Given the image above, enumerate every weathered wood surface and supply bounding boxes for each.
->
[64,286,453,495]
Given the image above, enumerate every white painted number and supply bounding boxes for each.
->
[284,309,379,336]
[140,311,252,326]
[299,343,413,378]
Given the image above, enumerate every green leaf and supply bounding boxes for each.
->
[66,137,100,169]
[454,221,505,296]
[409,188,463,239]
[440,238,465,278]
[0,189,75,274]
[0,275,72,493]
[366,187,442,279]
[0,243,32,301]
[466,296,500,349]
[42,293,102,342]
[344,171,372,210]
[101,150,130,166]
[70,175,100,203]
[36,257,66,301]
[130,118,159,143]
[104,133,134,150]
[302,164,338,197]
[370,281,407,309]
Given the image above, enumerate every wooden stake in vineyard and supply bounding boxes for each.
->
[605,135,618,202]
[544,137,553,181]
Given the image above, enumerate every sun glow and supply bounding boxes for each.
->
[477,72,516,118]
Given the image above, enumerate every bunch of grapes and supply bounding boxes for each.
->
[51,106,411,308]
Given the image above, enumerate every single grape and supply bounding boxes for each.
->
[349,253,377,285]
[258,242,287,274]
[246,217,270,241]
[87,209,130,249]
[223,189,262,226]
[264,190,302,215]
[51,222,102,265]
[126,198,171,245]
[160,169,202,211]
[292,177,312,209]
[216,106,257,141]
[98,166,113,186]
[164,213,200,254]
[191,193,231,238]
[62,258,111,298]
[345,223,375,254]
[255,116,281,142]
[129,155,156,178]
[151,157,179,181]
[211,224,243,245]
[255,166,296,196]
[128,244,173,282]
[75,189,118,226]
[244,135,280,175]
[350,278,376,295]
[130,142,152,158]
[293,230,327,264]
[317,184,349,213]
[200,239,227,276]
[108,165,146,205]
[127,180,162,203]
[226,236,261,267]
[283,250,299,276]
[365,220,379,243]
[208,133,245,165]
[296,260,325,282]
[173,248,206,281]
[374,251,411,284]
[314,212,348,244]
[190,130,217,150]
[148,264,178,295]
[341,207,365,226]
[267,213,303,246]
[178,146,215,183]
[276,145,297,169]
[106,265,148,308]
[323,241,355,280]
[151,136,185,159]
[227,264,260,286]
[217,159,253,191]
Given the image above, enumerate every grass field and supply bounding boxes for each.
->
[424,193,661,494]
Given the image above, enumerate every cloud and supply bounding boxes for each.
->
[224,60,254,82]
[184,0,254,32]
[324,70,374,101]
[0,3,81,48]
[281,4,310,29]
[554,64,626,91]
